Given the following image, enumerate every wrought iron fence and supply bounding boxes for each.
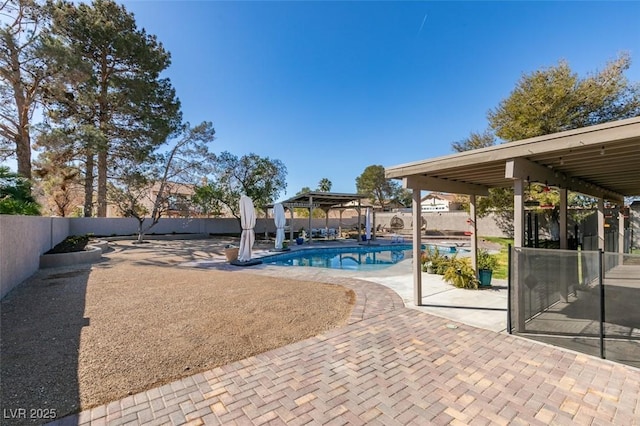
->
[583,229,632,252]
[508,246,640,368]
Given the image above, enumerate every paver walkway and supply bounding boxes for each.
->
[50,269,640,425]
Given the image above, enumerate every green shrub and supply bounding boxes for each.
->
[0,166,41,215]
[443,258,478,289]
[421,247,453,275]
[45,235,90,254]
[477,249,499,271]
[436,256,454,275]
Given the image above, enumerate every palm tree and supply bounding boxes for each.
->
[318,178,332,192]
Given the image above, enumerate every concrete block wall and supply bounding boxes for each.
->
[631,202,640,249]
[1,215,69,299]
[374,211,512,238]
[68,217,207,236]
[211,217,361,237]
[67,217,362,238]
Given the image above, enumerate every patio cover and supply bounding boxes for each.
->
[273,192,369,242]
[277,192,369,210]
[385,117,640,306]
[386,117,640,200]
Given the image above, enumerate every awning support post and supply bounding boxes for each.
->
[412,188,422,306]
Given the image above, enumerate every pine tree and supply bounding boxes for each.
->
[43,0,181,216]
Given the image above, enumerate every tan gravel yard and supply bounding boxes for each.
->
[0,240,355,422]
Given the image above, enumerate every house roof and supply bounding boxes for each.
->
[386,117,640,202]
[422,192,457,202]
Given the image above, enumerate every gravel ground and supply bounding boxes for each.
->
[0,239,354,423]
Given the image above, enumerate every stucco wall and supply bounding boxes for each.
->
[1,215,69,299]
[631,202,640,249]
[67,217,363,237]
[374,211,512,238]
[69,217,208,236]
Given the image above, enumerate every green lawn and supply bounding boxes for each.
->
[480,236,513,280]
[477,240,639,280]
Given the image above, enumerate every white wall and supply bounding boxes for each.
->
[1,215,69,299]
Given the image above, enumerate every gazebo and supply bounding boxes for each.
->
[270,192,369,242]
[385,117,640,333]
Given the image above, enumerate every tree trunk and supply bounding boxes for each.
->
[97,150,107,216]
[97,54,109,217]
[137,220,145,243]
[84,152,94,217]
[14,128,31,180]
[7,37,32,179]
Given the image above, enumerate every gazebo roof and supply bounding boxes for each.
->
[274,191,368,209]
[386,117,640,201]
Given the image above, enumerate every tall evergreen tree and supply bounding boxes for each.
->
[0,0,57,179]
[43,0,181,216]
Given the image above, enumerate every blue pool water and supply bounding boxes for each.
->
[263,245,414,271]
[261,244,468,271]
[262,243,463,271]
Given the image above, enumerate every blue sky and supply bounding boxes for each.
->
[103,1,640,200]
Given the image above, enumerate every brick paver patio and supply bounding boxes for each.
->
[50,270,640,425]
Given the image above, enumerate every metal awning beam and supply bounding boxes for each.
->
[282,202,320,209]
[505,158,624,202]
[404,175,490,196]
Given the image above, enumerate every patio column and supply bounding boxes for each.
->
[289,206,294,242]
[617,207,626,266]
[308,195,313,244]
[339,210,343,237]
[619,208,625,254]
[598,198,605,251]
[513,178,525,332]
[514,179,524,248]
[372,210,376,241]
[469,194,478,274]
[412,188,422,306]
[560,188,568,250]
[357,199,362,242]
[559,188,569,302]
[324,209,329,239]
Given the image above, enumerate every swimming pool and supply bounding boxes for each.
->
[262,245,414,271]
[262,243,468,271]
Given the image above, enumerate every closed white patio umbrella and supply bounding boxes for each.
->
[274,203,286,250]
[365,207,371,241]
[238,195,256,262]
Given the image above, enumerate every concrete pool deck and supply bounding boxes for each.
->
[236,236,509,333]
